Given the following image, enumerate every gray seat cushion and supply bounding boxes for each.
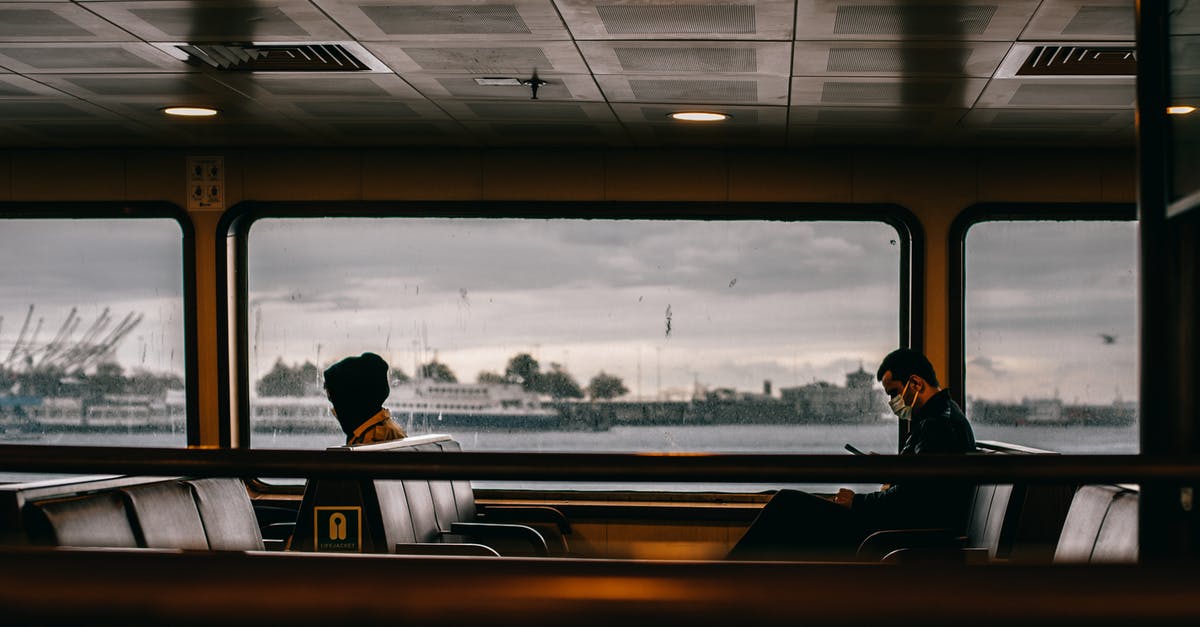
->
[184,478,265,551]
[122,481,209,550]
[33,492,138,548]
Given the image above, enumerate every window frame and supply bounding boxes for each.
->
[0,202,200,445]
[218,201,924,452]
[948,202,1138,411]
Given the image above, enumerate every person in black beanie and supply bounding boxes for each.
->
[323,352,407,445]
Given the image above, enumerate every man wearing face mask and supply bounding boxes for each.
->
[727,348,975,560]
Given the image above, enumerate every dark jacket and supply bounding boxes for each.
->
[851,390,976,530]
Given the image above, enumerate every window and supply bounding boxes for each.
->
[0,216,189,479]
[963,219,1138,453]
[244,213,908,475]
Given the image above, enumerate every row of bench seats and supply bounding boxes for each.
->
[0,476,265,551]
[290,435,570,556]
[869,482,1137,564]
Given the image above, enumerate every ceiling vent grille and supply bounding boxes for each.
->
[178,44,370,71]
[1017,46,1135,76]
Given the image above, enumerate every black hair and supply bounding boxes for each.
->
[876,348,940,388]
[323,352,390,434]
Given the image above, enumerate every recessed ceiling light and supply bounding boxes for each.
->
[1167,105,1196,115]
[162,106,219,117]
[668,111,730,122]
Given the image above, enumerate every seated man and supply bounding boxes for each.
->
[727,348,975,560]
[324,352,407,445]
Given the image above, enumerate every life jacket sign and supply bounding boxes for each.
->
[314,506,362,552]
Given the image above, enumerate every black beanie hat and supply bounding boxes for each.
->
[323,352,390,431]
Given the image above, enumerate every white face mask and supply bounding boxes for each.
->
[889,380,913,421]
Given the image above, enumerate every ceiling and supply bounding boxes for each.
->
[0,0,1138,148]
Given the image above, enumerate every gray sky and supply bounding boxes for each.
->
[0,216,1139,404]
[247,218,901,398]
[0,219,184,375]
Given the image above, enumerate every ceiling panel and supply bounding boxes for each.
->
[366,41,589,74]
[791,41,1009,77]
[80,0,349,42]
[597,74,788,104]
[405,72,603,101]
[437,99,617,122]
[793,0,1043,42]
[556,0,796,40]
[790,76,987,107]
[0,2,136,42]
[580,41,791,75]
[975,78,1136,108]
[0,0,1147,149]
[1020,0,1136,41]
[0,42,189,73]
[312,0,570,41]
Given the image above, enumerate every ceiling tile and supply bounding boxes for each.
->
[789,106,966,127]
[312,0,570,41]
[794,0,1042,42]
[0,73,74,98]
[405,72,603,101]
[0,2,136,42]
[791,41,1009,77]
[556,0,796,40]
[35,73,245,101]
[367,41,588,74]
[213,71,424,100]
[0,42,188,73]
[975,78,1136,108]
[80,0,349,42]
[958,107,1132,128]
[597,74,788,105]
[437,99,617,122]
[1020,0,1135,42]
[790,76,987,107]
[579,41,791,75]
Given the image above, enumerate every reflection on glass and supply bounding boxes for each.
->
[0,219,186,448]
[965,221,1138,453]
[1170,0,1200,201]
[247,218,902,460]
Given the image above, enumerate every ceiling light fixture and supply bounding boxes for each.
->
[669,111,730,122]
[162,106,219,117]
[1167,105,1196,115]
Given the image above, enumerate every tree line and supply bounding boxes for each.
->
[257,352,628,400]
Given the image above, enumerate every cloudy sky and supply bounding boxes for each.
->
[965,221,1138,404]
[0,216,1138,405]
[0,219,184,376]
[247,218,902,398]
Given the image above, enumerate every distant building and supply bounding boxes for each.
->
[779,365,886,423]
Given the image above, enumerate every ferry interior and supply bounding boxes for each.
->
[1,0,1199,625]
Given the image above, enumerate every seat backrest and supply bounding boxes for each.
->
[370,479,418,550]
[28,492,138,548]
[183,478,265,551]
[121,481,209,550]
[963,484,1015,559]
[436,439,477,522]
[1054,485,1136,563]
[1091,489,1138,563]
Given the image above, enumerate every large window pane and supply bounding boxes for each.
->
[247,217,903,472]
[965,221,1138,453]
[0,219,187,476]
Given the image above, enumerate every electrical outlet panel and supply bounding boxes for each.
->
[187,156,224,211]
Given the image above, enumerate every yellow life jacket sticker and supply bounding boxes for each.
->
[314,506,362,552]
